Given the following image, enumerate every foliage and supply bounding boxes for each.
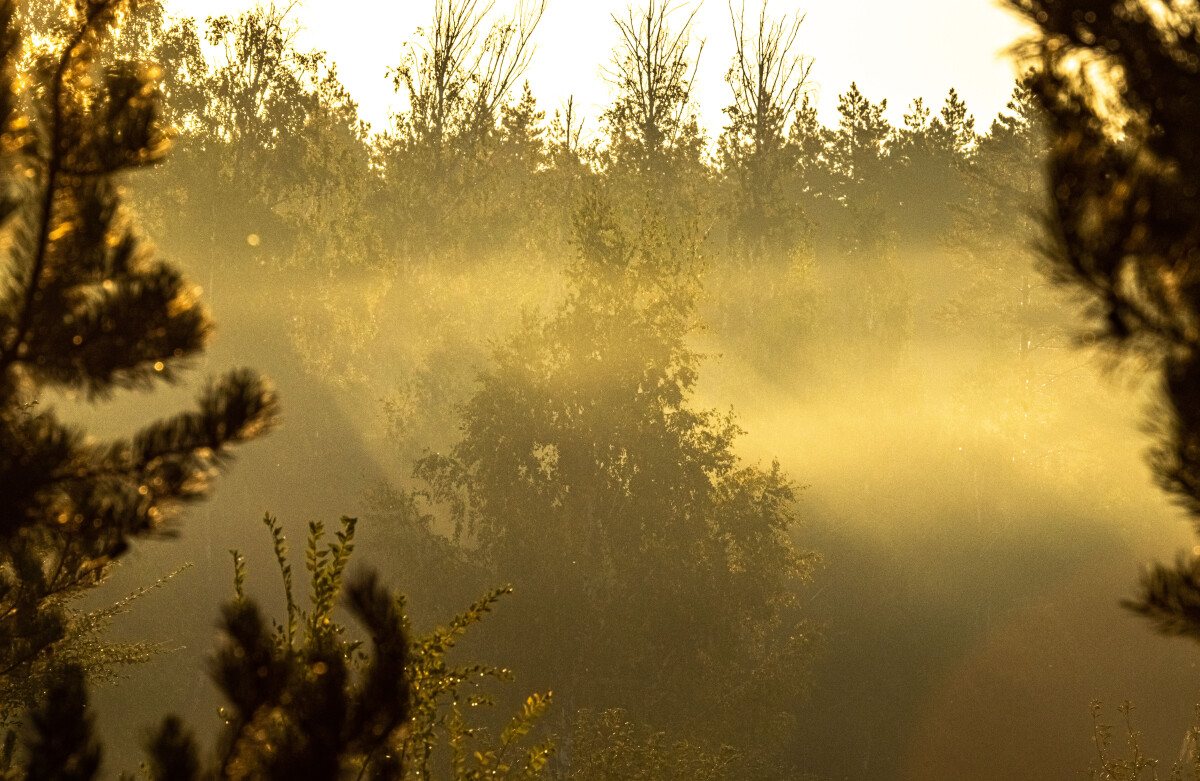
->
[0,0,277,753]
[19,666,102,781]
[818,83,912,357]
[941,81,1051,355]
[145,544,412,781]
[823,82,892,214]
[717,0,813,260]
[387,0,545,155]
[379,0,548,263]
[555,708,783,781]
[889,88,976,239]
[221,514,552,781]
[413,195,819,765]
[936,80,1091,469]
[1006,0,1200,637]
[1085,701,1200,781]
[181,3,377,267]
[598,0,710,232]
[601,0,703,172]
[0,564,186,738]
[0,7,420,773]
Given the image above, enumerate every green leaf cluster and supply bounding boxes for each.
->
[409,195,818,767]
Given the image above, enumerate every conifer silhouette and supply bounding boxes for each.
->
[1010,0,1200,639]
[0,0,277,754]
[0,4,426,777]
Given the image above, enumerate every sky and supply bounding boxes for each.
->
[168,0,1037,138]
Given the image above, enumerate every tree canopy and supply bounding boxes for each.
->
[1007,0,1200,639]
[411,195,818,766]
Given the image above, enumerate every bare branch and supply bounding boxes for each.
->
[603,0,704,155]
[392,0,545,148]
[474,0,547,124]
[725,0,812,156]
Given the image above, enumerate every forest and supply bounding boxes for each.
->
[3,0,1200,778]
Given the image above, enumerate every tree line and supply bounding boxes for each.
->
[8,0,1188,778]
[15,0,1043,273]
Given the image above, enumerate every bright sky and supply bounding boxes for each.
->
[169,0,1036,138]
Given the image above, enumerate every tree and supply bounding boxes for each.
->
[380,0,547,263]
[412,196,818,767]
[0,5,444,776]
[717,0,812,260]
[888,88,976,240]
[269,62,380,270]
[390,0,545,156]
[10,518,418,780]
[0,0,279,746]
[600,0,709,228]
[939,81,1083,468]
[541,95,598,252]
[187,4,378,265]
[821,83,911,358]
[824,82,891,214]
[144,550,412,781]
[1006,0,1200,637]
[782,94,837,237]
[134,514,549,781]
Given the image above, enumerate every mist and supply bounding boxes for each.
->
[4,0,1199,779]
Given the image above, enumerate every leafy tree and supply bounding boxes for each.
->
[197,5,377,264]
[413,196,819,765]
[268,62,380,270]
[89,2,379,269]
[599,0,709,228]
[380,0,547,263]
[540,96,598,253]
[0,0,278,751]
[717,0,812,260]
[602,0,702,169]
[388,0,545,162]
[162,514,550,781]
[1005,0,1200,636]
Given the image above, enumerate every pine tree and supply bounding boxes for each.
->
[823,83,911,356]
[888,88,975,239]
[1007,0,1200,637]
[0,0,276,749]
[0,4,433,776]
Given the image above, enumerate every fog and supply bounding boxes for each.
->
[76,236,1198,779]
[10,0,1200,778]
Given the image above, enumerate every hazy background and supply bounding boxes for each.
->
[33,0,1200,778]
